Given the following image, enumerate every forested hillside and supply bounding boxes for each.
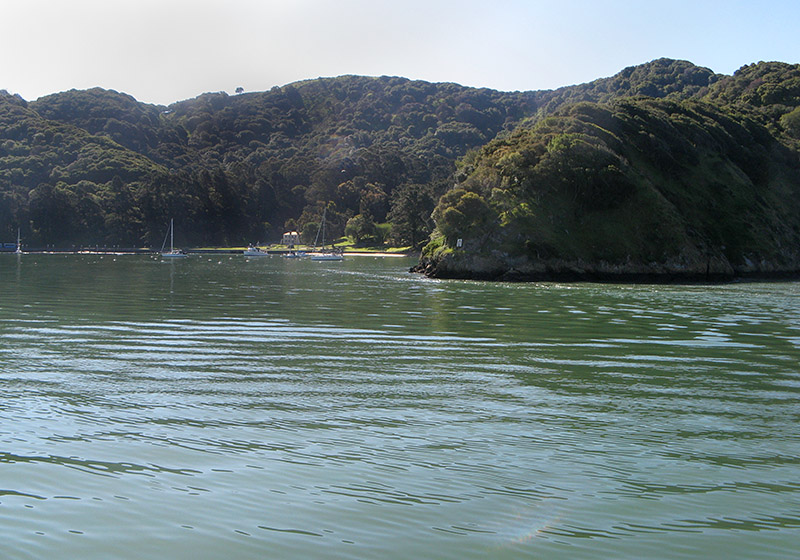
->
[420,61,800,280]
[1,58,798,271]
[1,77,542,247]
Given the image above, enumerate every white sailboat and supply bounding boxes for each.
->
[243,244,270,257]
[161,219,187,258]
[15,228,22,254]
[310,208,343,261]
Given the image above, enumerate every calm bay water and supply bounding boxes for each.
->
[0,253,799,559]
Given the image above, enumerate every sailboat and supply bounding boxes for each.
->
[15,228,22,255]
[161,219,187,258]
[310,207,343,261]
[243,244,270,257]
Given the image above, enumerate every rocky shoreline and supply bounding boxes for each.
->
[411,252,800,284]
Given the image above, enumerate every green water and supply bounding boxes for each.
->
[0,253,799,559]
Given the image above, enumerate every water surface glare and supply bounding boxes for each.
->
[1,254,799,559]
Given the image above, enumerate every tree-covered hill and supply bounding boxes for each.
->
[31,88,168,158]
[532,58,720,117]
[2,76,546,247]
[419,64,800,281]
[2,58,799,269]
[0,92,168,245]
[701,61,800,145]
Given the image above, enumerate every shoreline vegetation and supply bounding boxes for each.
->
[1,242,415,257]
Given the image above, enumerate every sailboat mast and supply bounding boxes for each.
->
[312,207,327,251]
[170,219,174,252]
[321,208,326,250]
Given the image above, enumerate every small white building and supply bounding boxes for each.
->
[282,231,300,247]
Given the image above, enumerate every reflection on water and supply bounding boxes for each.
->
[0,254,799,559]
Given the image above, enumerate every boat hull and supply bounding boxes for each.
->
[243,250,269,257]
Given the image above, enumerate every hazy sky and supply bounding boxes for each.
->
[2,0,798,106]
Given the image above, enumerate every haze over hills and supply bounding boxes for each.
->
[1,58,799,280]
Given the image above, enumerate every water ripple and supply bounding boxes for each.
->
[1,257,799,559]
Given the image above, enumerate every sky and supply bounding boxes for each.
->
[1,0,798,106]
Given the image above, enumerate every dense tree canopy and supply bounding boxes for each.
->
[0,77,541,247]
[1,59,798,262]
[422,82,800,279]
